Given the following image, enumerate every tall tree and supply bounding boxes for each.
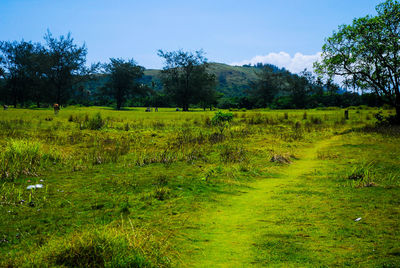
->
[315,0,400,121]
[0,41,45,107]
[158,49,216,111]
[251,64,290,107]
[289,74,310,109]
[102,58,144,110]
[198,84,219,110]
[44,31,87,105]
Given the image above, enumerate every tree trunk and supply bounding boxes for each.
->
[56,87,60,105]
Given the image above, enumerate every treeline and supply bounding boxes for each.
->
[219,64,384,109]
[0,32,96,107]
[0,32,384,110]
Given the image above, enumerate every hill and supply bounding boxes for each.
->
[140,63,260,97]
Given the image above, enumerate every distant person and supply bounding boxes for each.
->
[3,105,8,110]
[155,107,158,112]
[145,107,151,112]
[53,103,60,114]
[176,108,180,111]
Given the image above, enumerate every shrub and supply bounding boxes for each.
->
[212,111,233,124]
[211,111,233,134]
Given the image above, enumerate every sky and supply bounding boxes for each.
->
[0,0,382,73]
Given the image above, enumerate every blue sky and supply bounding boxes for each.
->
[1,0,382,72]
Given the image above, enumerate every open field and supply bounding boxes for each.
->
[0,107,399,267]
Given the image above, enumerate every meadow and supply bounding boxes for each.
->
[0,106,399,267]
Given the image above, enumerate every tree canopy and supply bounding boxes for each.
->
[45,31,88,105]
[158,49,216,111]
[0,31,91,107]
[315,0,400,121]
[102,58,145,110]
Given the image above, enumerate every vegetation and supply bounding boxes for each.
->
[0,1,399,266]
[0,106,399,266]
[158,49,217,111]
[102,58,145,110]
[0,38,386,111]
[315,0,400,121]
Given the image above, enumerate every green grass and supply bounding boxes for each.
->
[0,106,399,267]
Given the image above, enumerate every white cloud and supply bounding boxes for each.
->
[230,51,322,74]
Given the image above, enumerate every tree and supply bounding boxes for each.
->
[251,64,292,107]
[102,58,144,110]
[289,74,310,109]
[44,31,87,105]
[158,49,216,111]
[198,77,218,110]
[0,40,46,107]
[315,0,400,121]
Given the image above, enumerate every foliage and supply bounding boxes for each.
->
[44,31,89,105]
[158,49,217,111]
[0,40,47,107]
[315,0,400,121]
[211,111,233,134]
[0,31,95,107]
[102,58,145,110]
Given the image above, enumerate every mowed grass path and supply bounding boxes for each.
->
[179,137,337,267]
[179,134,399,267]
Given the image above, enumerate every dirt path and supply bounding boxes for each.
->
[179,136,338,267]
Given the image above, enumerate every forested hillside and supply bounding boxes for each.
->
[90,63,260,97]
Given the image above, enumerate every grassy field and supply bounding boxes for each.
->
[0,106,399,267]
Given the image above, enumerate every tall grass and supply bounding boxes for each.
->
[6,226,171,267]
[0,139,60,181]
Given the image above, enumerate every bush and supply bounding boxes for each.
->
[211,111,233,134]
